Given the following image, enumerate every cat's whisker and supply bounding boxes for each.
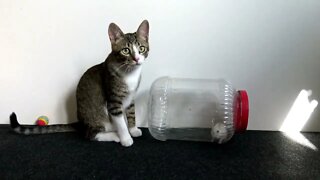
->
[125,66,130,74]
[115,63,127,72]
[118,63,125,67]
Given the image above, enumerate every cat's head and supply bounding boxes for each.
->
[107,20,149,68]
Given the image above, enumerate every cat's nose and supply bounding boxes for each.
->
[134,56,140,62]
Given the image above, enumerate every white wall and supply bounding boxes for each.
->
[1,0,319,131]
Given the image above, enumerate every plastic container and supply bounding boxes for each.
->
[148,77,249,144]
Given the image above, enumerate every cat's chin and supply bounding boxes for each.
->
[121,64,141,74]
[131,63,142,67]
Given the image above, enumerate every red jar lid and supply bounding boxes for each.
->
[235,90,249,133]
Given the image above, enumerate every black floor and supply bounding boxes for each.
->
[0,125,319,179]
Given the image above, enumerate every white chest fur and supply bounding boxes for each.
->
[122,66,142,108]
[124,66,142,91]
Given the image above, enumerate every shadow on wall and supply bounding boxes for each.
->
[65,88,77,123]
[135,90,150,127]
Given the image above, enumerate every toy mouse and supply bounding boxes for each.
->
[211,122,228,144]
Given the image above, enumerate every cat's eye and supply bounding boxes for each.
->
[121,48,130,55]
[139,46,146,53]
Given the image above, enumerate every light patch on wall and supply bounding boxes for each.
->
[280,89,318,150]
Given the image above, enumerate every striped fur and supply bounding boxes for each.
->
[9,20,149,147]
[78,20,149,146]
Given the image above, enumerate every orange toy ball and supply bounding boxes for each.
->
[36,116,49,126]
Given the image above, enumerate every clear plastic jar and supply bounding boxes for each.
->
[148,77,249,144]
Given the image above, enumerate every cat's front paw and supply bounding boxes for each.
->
[129,127,142,137]
[120,137,134,147]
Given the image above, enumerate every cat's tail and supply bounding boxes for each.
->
[10,112,78,135]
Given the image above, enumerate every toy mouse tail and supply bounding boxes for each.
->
[9,112,77,135]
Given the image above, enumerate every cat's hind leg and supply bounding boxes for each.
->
[94,121,120,142]
[93,121,120,142]
[95,132,120,142]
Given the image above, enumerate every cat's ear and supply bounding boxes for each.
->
[137,20,149,41]
[108,23,124,44]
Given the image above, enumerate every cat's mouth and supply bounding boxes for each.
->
[130,61,142,66]
[121,63,141,73]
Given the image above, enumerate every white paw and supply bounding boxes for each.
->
[95,132,120,142]
[129,127,142,137]
[120,137,134,147]
[112,135,120,143]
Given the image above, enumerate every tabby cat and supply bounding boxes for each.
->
[10,20,150,147]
